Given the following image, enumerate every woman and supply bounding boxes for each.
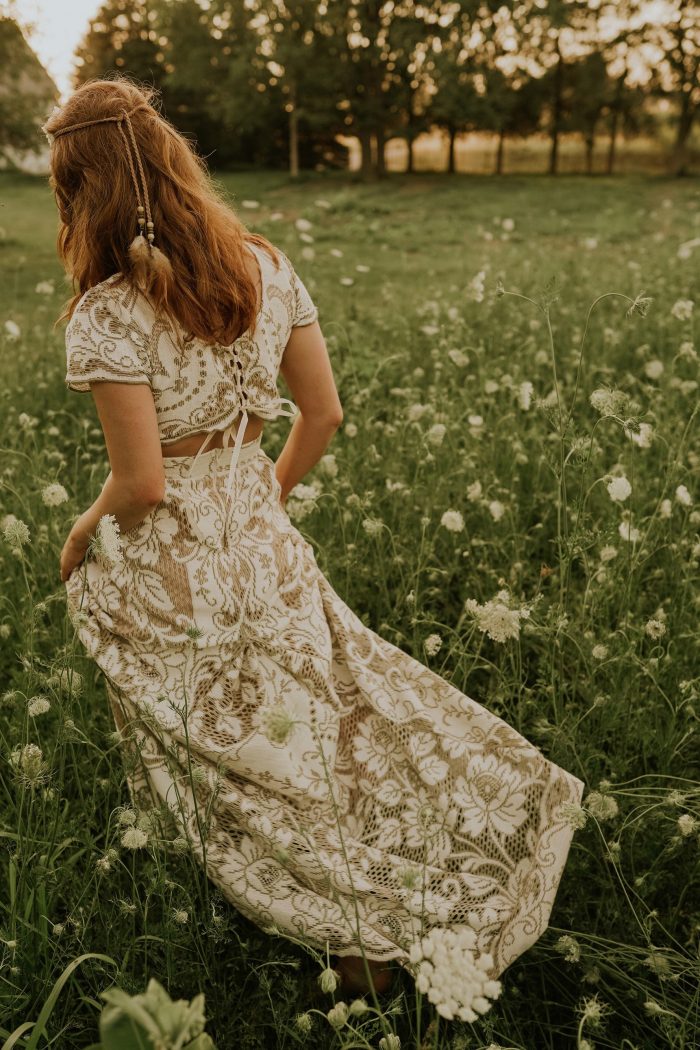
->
[48,77,585,1002]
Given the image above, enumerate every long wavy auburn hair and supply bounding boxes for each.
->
[45,76,281,345]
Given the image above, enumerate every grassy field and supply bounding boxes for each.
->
[0,169,699,1049]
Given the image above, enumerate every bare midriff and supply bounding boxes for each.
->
[160,413,265,458]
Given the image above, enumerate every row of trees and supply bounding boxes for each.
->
[10,0,700,177]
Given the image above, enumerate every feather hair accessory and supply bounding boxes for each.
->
[47,102,173,288]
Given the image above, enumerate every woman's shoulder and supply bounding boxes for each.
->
[67,274,149,341]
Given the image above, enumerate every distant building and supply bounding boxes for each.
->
[0,17,60,175]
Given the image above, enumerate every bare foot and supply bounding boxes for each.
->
[333,954,394,995]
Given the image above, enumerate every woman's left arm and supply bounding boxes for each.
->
[60,382,165,582]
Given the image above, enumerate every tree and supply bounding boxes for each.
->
[0,16,59,164]
[73,0,167,90]
[643,0,699,175]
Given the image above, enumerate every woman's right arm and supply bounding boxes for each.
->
[275,319,343,503]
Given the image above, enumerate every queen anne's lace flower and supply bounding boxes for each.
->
[42,483,69,506]
[121,826,149,849]
[440,509,464,532]
[91,513,123,569]
[27,695,51,717]
[408,925,502,1021]
[463,592,527,643]
[2,518,30,547]
[606,475,631,502]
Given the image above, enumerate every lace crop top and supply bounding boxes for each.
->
[64,242,319,503]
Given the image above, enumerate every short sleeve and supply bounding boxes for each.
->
[280,250,318,328]
[65,286,152,393]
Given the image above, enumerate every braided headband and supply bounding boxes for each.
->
[44,103,168,271]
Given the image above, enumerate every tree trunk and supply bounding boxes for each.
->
[407,133,415,173]
[374,127,386,177]
[670,98,695,177]
[289,106,299,178]
[549,40,563,175]
[447,127,456,174]
[606,70,625,176]
[585,133,594,175]
[495,128,505,175]
[358,127,374,179]
[606,108,619,175]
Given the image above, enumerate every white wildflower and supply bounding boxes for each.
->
[348,998,369,1016]
[518,381,533,410]
[468,270,487,302]
[294,1012,313,1033]
[671,299,694,321]
[426,423,446,447]
[618,520,640,543]
[675,484,692,507]
[591,644,608,660]
[440,509,464,533]
[463,595,524,643]
[407,403,429,422]
[379,1036,401,1050]
[447,348,469,367]
[559,802,588,830]
[625,420,653,448]
[644,618,666,639]
[35,280,55,295]
[340,276,354,286]
[120,826,149,849]
[361,517,383,536]
[241,199,260,209]
[116,807,137,827]
[295,217,312,232]
[172,908,189,924]
[466,480,482,502]
[408,925,502,1022]
[319,453,338,478]
[488,500,505,521]
[659,498,672,518]
[606,475,631,502]
[501,218,515,232]
[4,320,20,340]
[599,545,617,562]
[10,743,50,788]
[584,791,619,821]
[424,633,443,657]
[327,1002,349,1028]
[318,967,339,994]
[643,359,664,380]
[96,848,119,873]
[677,813,698,837]
[344,422,358,437]
[42,483,69,506]
[3,518,30,547]
[555,934,581,963]
[90,514,123,569]
[589,387,628,417]
[27,695,51,717]
[260,702,296,744]
[468,414,483,428]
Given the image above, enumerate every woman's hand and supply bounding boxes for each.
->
[60,532,89,583]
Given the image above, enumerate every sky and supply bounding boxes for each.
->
[13,0,102,97]
[12,0,672,100]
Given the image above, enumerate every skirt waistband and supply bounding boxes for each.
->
[162,432,263,480]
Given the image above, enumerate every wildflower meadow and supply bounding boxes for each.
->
[0,170,698,1049]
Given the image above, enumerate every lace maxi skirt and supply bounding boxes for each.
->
[65,433,586,976]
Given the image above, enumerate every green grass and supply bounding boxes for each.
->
[0,169,699,1049]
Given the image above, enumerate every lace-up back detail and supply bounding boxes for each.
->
[64,241,319,443]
